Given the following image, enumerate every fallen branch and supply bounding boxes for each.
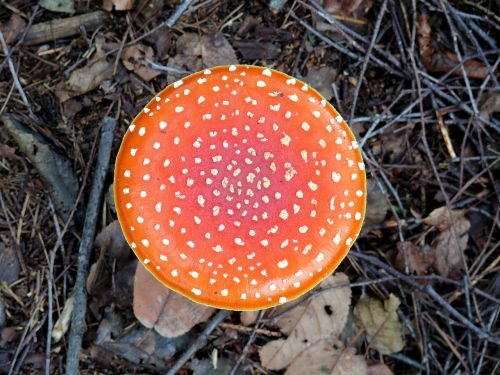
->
[65,117,116,375]
[1,114,79,222]
[23,11,108,45]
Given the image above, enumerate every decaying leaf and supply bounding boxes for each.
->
[423,206,465,231]
[102,0,134,11]
[353,293,405,354]
[122,44,161,82]
[0,14,26,45]
[417,14,489,79]
[95,220,131,259]
[321,0,374,19]
[56,36,114,102]
[432,218,470,278]
[133,263,215,338]
[423,207,470,277]
[233,40,281,60]
[303,66,337,100]
[394,241,434,275]
[167,33,238,82]
[286,342,368,375]
[259,273,351,370]
[201,33,239,68]
[52,296,74,343]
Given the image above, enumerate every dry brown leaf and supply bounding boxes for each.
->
[102,0,133,11]
[321,0,373,19]
[394,241,434,275]
[0,14,26,45]
[122,44,161,82]
[285,342,368,375]
[233,40,281,60]
[201,33,239,67]
[432,218,470,278]
[259,273,351,370]
[417,14,489,79]
[133,263,215,338]
[95,220,130,259]
[353,294,405,354]
[303,66,337,100]
[56,36,113,102]
[422,206,470,277]
[423,206,465,231]
[167,33,238,82]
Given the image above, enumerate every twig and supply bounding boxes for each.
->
[129,0,196,45]
[229,311,264,375]
[166,309,228,375]
[0,31,32,116]
[65,117,116,375]
[349,0,388,122]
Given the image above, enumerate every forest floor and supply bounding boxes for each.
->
[0,0,499,374]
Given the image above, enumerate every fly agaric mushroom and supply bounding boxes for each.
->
[114,65,366,310]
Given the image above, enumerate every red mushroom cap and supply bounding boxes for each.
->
[114,65,366,310]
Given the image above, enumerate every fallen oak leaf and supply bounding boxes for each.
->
[394,241,434,275]
[133,262,215,338]
[423,206,470,278]
[417,14,490,79]
[353,293,405,354]
[259,273,351,370]
[122,44,161,82]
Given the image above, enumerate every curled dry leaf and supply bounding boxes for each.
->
[417,14,489,79]
[122,44,161,82]
[52,295,74,343]
[353,293,405,354]
[56,36,114,102]
[259,273,351,370]
[423,206,465,231]
[423,207,470,278]
[133,262,215,338]
[394,241,434,275]
[285,342,368,375]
